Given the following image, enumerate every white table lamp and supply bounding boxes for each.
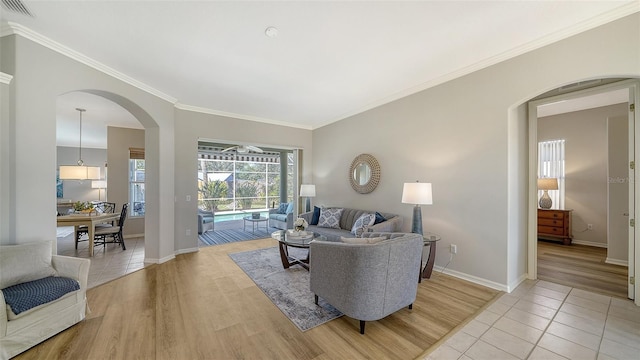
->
[91,180,107,201]
[402,181,433,235]
[300,184,316,212]
[537,178,558,209]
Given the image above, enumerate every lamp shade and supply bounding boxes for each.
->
[300,184,316,197]
[537,178,558,191]
[59,165,101,180]
[402,182,433,205]
[91,180,107,189]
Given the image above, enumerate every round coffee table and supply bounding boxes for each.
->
[243,216,268,233]
[271,230,326,270]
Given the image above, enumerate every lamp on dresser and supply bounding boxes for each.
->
[537,178,558,209]
[401,181,433,235]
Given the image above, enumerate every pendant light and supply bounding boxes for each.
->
[59,108,101,180]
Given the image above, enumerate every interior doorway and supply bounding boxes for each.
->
[527,78,639,302]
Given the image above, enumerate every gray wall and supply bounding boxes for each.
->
[538,103,628,246]
[0,33,176,265]
[608,115,629,264]
[0,13,638,291]
[56,146,107,204]
[0,74,11,242]
[173,109,312,253]
[311,14,640,289]
[107,126,145,237]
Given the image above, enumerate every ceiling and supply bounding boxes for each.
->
[1,1,637,148]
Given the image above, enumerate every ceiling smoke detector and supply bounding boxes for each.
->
[264,26,278,38]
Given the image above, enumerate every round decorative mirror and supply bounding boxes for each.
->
[349,154,381,194]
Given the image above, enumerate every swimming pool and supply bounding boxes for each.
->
[214,212,268,222]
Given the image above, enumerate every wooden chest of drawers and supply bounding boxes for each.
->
[537,209,573,245]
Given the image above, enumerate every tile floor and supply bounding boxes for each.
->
[57,226,146,289]
[424,280,640,360]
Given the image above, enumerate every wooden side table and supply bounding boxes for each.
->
[420,232,441,281]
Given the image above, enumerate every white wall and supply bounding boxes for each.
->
[312,14,640,290]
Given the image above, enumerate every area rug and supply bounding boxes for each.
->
[229,246,343,331]
[200,228,278,246]
[56,226,74,238]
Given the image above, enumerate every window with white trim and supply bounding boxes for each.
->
[129,148,145,217]
[538,139,565,209]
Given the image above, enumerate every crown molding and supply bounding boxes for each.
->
[0,72,13,84]
[1,22,177,105]
[320,2,640,129]
[174,103,312,130]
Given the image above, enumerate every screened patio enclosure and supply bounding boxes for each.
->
[197,142,297,217]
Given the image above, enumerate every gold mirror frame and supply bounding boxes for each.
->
[349,153,381,194]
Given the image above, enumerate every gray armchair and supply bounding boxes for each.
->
[309,232,423,334]
[268,202,294,230]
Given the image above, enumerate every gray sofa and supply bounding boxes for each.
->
[309,232,423,334]
[299,207,403,242]
[268,202,294,230]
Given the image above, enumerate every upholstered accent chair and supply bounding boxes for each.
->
[0,241,90,359]
[309,232,423,334]
[268,202,294,230]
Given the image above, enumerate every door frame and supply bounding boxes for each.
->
[527,78,640,303]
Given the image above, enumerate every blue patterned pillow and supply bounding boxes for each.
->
[276,203,288,214]
[317,208,343,229]
[351,213,376,235]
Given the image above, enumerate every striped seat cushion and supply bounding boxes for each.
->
[1,276,80,315]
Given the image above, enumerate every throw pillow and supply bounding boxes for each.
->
[285,202,294,214]
[310,206,321,225]
[317,208,343,229]
[276,203,288,214]
[0,241,58,289]
[341,236,387,244]
[350,213,376,235]
[374,212,387,225]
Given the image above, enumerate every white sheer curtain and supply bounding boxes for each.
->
[538,139,565,209]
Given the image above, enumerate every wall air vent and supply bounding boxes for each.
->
[558,79,602,93]
[1,0,33,17]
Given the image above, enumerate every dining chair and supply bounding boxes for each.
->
[75,202,117,249]
[94,203,128,250]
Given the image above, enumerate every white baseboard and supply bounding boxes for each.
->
[144,254,175,265]
[605,258,628,267]
[433,265,508,292]
[507,274,530,293]
[124,233,145,239]
[176,247,199,255]
[571,239,607,248]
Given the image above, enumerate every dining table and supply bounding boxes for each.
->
[56,212,121,256]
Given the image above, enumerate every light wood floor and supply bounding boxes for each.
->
[15,238,500,360]
[537,240,629,299]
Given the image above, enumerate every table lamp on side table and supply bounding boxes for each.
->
[537,178,558,209]
[300,184,316,213]
[401,181,433,235]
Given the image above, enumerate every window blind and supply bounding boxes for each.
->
[129,147,145,160]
